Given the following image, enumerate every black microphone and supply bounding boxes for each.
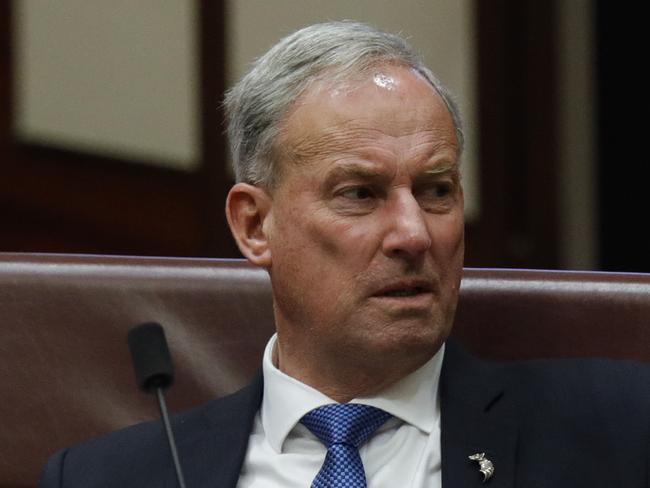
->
[128,322,188,488]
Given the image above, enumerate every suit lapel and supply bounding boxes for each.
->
[175,373,263,488]
[440,342,518,488]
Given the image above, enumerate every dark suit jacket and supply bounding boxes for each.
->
[39,341,650,487]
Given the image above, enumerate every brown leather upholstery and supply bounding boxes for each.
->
[1,253,649,487]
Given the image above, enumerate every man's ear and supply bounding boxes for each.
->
[225,183,273,267]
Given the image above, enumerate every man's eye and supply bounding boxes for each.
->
[417,181,458,209]
[418,182,452,198]
[339,187,375,200]
[432,182,453,197]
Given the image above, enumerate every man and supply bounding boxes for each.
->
[40,21,650,488]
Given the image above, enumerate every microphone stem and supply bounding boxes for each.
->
[156,387,188,488]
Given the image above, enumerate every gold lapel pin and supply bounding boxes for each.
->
[469,452,494,482]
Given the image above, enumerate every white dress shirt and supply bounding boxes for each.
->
[236,334,444,488]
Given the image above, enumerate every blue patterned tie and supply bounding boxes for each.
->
[301,403,392,487]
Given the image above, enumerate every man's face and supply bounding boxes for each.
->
[264,65,464,378]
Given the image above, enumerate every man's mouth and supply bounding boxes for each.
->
[373,280,434,298]
[381,286,429,297]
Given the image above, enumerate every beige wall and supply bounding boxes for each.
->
[13,0,199,170]
[12,2,597,267]
[558,0,597,268]
[14,1,478,213]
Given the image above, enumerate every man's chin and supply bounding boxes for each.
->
[358,325,446,362]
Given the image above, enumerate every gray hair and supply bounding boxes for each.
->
[224,20,464,188]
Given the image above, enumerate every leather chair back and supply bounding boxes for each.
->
[1,253,649,487]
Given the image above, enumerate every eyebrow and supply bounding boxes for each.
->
[326,163,384,179]
[421,161,460,178]
[321,164,388,190]
[323,160,460,188]
[416,161,460,180]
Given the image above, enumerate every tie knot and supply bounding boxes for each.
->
[301,404,391,449]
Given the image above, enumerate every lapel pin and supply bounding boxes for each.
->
[468,452,494,483]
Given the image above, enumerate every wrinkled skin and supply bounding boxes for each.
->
[227,65,464,401]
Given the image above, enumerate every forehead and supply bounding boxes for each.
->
[275,64,459,177]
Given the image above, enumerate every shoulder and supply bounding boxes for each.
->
[444,340,650,438]
[70,374,261,460]
[504,354,650,407]
[39,373,263,488]
[495,353,650,453]
[446,339,650,406]
[504,356,650,483]
[39,403,208,488]
[444,342,650,483]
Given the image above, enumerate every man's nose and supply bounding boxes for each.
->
[381,192,431,259]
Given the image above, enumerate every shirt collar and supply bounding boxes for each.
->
[261,333,444,453]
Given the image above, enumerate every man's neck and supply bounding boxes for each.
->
[273,338,437,402]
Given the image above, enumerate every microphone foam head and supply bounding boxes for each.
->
[128,322,174,392]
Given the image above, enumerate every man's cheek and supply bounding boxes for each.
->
[314,223,374,260]
[304,221,348,258]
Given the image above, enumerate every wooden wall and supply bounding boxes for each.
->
[1,1,571,269]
